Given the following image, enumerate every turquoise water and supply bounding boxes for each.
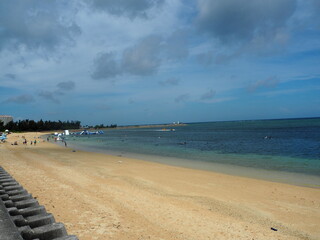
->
[67,118,320,177]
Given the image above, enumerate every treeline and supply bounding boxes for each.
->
[0,119,81,132]
[93,124,117,129]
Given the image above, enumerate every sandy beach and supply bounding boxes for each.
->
[1,132,319,240]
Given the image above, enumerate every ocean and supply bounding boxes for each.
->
[63,118,320,186]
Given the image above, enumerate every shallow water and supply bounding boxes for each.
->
[58,118,320,186]
[67,119,319,171]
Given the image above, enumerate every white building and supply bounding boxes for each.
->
[0,115,13,125]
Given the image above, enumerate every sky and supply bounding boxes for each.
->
[0,0,319,126]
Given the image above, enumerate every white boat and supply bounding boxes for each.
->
[158,128,176,132]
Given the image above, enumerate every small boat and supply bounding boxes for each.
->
[158,128,175,132]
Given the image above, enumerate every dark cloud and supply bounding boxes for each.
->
[38,81,75,103]
[164,30,189,60]
[298,0,320,29]
[91,36,162,80]
[91,52,120,80]
[0,1,80,53]
[200,89,216,100]
[56,81,76,91]
[4,73,16,79]
[247,76,279,92]
[91,31,192,80]
[175,93,189,103]
[196,0,296,43]
[38,90,60,104]
[3,94,34,104]
[89,0,164,19]
[122,35,162,76]
[159,77,179,86]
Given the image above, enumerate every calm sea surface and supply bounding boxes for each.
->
[66,118,320,178]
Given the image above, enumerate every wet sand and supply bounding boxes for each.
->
[1,132,320,240]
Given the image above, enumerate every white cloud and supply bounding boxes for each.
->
[0,1,80,54]
[247,76,279,92]
[258,85,320,97]
[88,0,165,19]
[0,0,319,124]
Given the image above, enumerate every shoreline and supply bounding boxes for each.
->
[67,123,187,133]
[1,132,320,240]
[58,138,320,189]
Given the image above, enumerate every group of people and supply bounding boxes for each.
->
[48,136,67,147]
[10,135,68,148]
[22,139,37,145]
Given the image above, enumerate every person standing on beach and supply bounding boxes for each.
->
[34,140,36,145]
[64,141,67,147]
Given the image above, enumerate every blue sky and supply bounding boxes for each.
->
[0,0,319,126]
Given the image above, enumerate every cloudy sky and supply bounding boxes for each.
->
[0,0,319,125]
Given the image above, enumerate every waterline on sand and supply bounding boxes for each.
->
[59,140,320,188]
